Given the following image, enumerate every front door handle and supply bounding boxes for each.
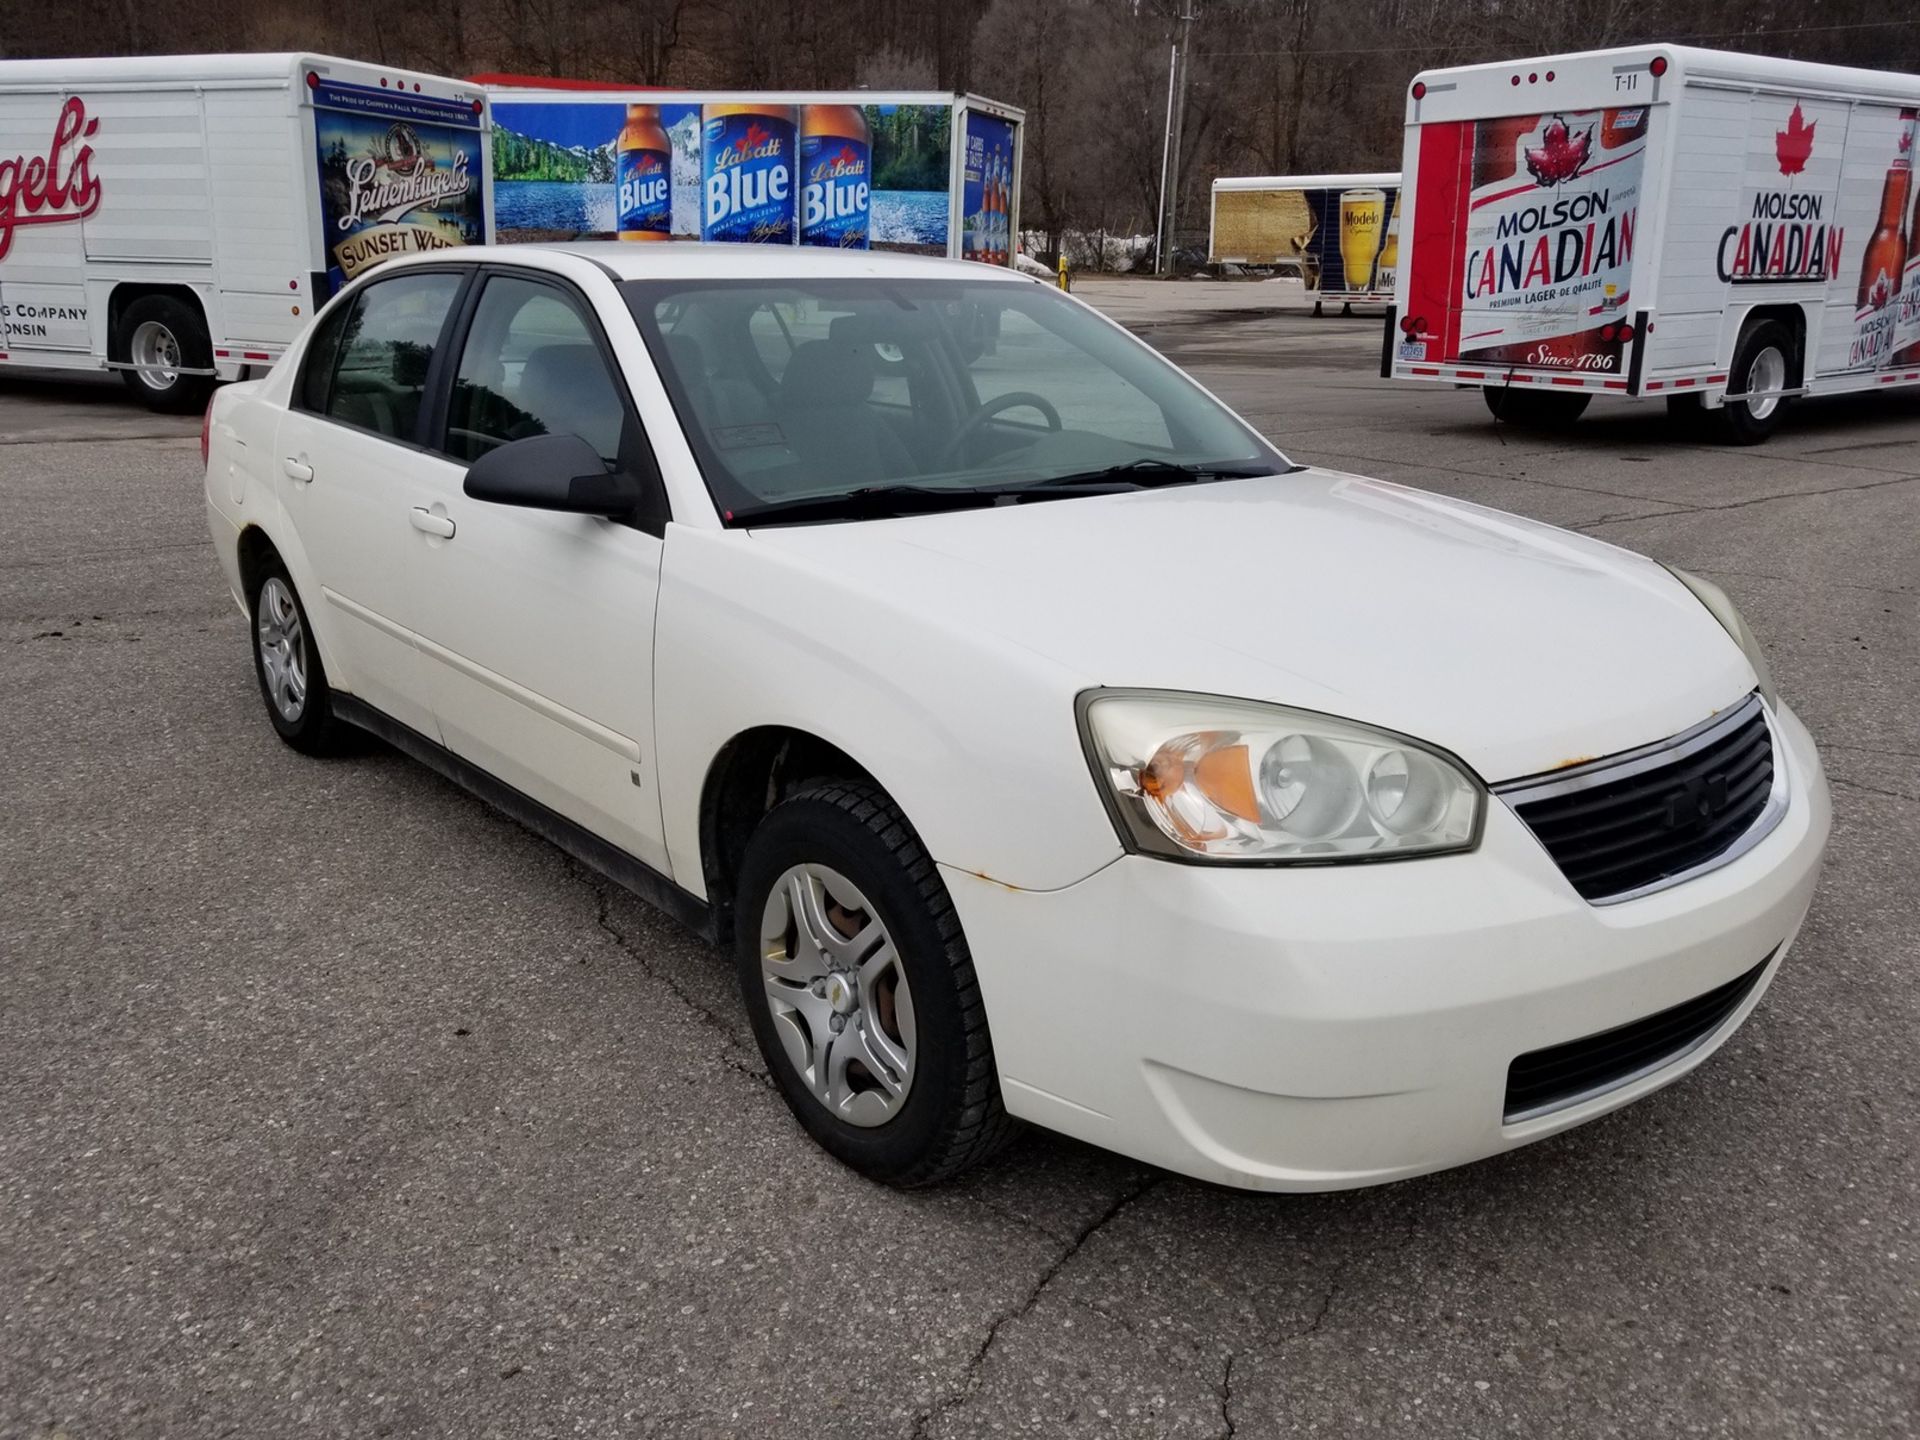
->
[409,507,456,539]
[281,457,314,483]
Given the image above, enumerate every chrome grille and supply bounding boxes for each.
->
[1497,695,1784,904]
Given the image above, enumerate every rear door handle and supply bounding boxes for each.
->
[409,507,456,539]
[281,457,314,483]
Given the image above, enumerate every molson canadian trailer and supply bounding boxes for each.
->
[0,53,490,412]
[484,83,1023,263]
[1208,173,1401,313]
[1387,45,1920,443]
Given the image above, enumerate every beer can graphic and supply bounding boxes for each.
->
[799,105,870,248]
[1339,188,1386,293]
[617,104,672,241]
[701,104,797,244]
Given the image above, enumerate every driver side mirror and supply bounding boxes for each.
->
[463,432,645,518]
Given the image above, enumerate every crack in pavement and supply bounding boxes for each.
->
[558,854,771,1090]
[908,1172,1162,1439]
[1692,567,1915,598]
[1827,775,1920,805]
[1573,471,1920,531]
[1218,1351,1237,1439]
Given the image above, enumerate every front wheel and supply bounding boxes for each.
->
[734,782,1015,1187]
[1483,386,1591,429]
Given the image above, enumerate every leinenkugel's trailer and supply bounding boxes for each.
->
[1386,45,1920,442]
[484,82,1023,265]
[1209,173,1400,313]
[0,53,490,411]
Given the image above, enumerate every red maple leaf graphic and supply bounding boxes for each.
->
[1868,271,1893,310]
[744,121,769,149]
[1524,117,1593,187]
[836,144,859,167]
[1777,104,1816,175]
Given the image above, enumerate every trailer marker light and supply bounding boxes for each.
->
[1546,70,1556,82]
[1616,324,1635,342]
[1529,73,1538,84]
[305,71,319,89]
[1600,325,1616,341]
[1412,81,1427,100]
[1650,56,1669,77]
[471,99,483,115]
[1511,75,1521,87]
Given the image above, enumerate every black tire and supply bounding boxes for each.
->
[115,294,215,414]
[247,556,345,755]
[1483,385,1591,429]
[1701,319,1796,445]
[734,781,1015,1187]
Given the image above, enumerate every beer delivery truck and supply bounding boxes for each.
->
[1209,173,1401,313]
[1387,45,1920,442]
[0,53,490,412]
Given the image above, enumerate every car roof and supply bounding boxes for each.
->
[419,241,1035,285]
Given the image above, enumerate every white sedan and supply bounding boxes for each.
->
[203,244,1829,1191]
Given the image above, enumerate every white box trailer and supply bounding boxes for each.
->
[1386,45,1920,441]
[484,84,1022,264]
[1208,173,1401,312]
[0,53,490,411]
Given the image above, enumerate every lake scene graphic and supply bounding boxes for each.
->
[496,182,948,249]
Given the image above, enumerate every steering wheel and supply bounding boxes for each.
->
[936,391,1064,468]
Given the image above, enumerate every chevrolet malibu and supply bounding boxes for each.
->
[203,244,1829,1191]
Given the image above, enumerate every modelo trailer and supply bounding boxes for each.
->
[1209,173,1401,313]
[484,82,1023,265]
[0,53,490,412]
[1387,45,1920,443]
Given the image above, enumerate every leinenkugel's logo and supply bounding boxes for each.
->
[1523,116,1594,188]
[0,97,102,262]
[340,121,471,230]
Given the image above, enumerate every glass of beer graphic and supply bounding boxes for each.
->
[1339,188,1387,292]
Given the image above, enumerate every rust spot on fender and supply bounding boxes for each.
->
[1550,754,1598,771]
[957,868,1022,893]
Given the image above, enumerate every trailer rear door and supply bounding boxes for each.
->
[1400,107,1649,380]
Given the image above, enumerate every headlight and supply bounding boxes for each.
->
[1076,690,1484,863]
[1664,567,1777,709]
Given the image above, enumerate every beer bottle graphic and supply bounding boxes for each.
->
[1890,110,1920,363]
[1854,111,1913,368]
[616,104,672,242]
[701,103,797,244]
[799,105,870,249]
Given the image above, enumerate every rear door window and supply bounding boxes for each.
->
[321,271,464,442]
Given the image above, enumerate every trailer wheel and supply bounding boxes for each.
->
[116,295,215,414]
[1700,320,1795,446]
[1482,386,1591,430]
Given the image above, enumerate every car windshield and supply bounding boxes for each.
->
[621,277,1292,525]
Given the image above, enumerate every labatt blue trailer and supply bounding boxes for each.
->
[702,103,796,243]
[799,105,871,248]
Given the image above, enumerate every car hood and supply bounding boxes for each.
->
[747,469,1757,783]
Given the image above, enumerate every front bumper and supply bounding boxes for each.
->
[945,701,1830,1191]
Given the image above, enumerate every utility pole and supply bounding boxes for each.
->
[1155,0,1196,277]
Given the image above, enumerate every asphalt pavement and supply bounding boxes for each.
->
[3,283,1916,1439]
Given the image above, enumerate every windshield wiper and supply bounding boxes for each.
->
[726,484,1005,527]
[726,461,1298,527]
[1018,458,1295,492]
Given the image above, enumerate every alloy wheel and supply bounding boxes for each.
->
[1745,345,1786,422]
[759,863,917,1126]
[256,577,308,722]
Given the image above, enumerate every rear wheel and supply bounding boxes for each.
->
[1701,319,1795,445]
[1483,386,1591,429]
[734,781,1015,1187]
[116,295,215,414]
[249,558,345,755]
